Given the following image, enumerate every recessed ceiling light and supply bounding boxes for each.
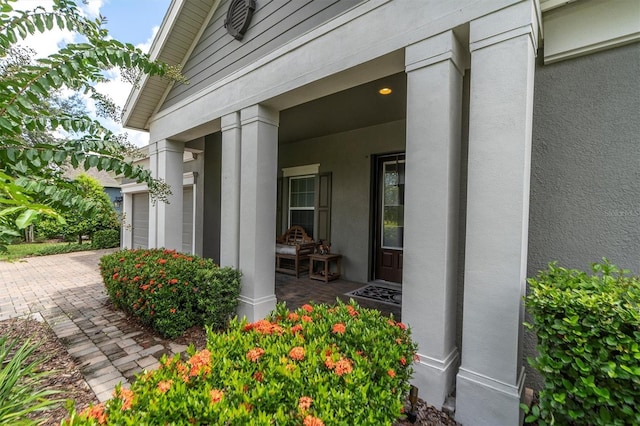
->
[378,87,392,95]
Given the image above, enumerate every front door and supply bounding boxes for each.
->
[374,154,405,283]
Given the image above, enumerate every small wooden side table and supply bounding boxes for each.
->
[309,253,342,283]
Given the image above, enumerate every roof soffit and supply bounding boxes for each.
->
[123,0,221,131]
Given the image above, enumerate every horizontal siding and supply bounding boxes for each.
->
[162,0,365,109]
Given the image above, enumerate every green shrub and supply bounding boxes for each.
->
[100,249,241,338]
[525,260,640,425]
[33,242,95,257]
[64,301,418,425]
[0,337,60,424]
[92,229,120,249]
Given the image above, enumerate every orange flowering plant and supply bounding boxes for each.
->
[99,249,241,337]
[65,300,417,425]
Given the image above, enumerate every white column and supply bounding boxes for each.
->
[150,139,184,251]
[402,30,465,408]
[121,193,133,249]
[237,105,279,321]
[220,112,242,268]
[456,2,539,425]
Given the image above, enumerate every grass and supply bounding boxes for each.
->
[0,242,95,262]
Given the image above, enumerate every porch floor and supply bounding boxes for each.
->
[275,273,402,320]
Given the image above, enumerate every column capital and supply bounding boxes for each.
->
[406,30,467,74]
[221,111,241,132]
[241,104,279,128]
[155,139,185,154]
[470,0,541,53]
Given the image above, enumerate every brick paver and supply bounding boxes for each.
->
[0,250,188,402]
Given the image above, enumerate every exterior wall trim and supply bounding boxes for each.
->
[282,164,320,178]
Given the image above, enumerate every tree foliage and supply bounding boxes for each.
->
[0,0,183,250]
[37,173,120,244]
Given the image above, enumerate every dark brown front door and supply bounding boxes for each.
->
[374,154,405,283]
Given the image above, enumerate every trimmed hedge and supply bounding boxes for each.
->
[100,249,241,338]
[525,260,640,425]
[64,301,418,425]
[92,229,120,249]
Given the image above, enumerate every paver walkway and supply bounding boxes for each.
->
[0,249,186,402]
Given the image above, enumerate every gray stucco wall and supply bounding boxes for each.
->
[278,119,406,282]
[525,42,640,389]
[529,42,640,276]
[162,0,365,110]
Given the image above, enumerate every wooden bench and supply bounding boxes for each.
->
[275,225,315,278]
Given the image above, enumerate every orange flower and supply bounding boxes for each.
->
[81,403,107,424]
[157,380,173,394]
[290,324,303,334]
[332,323,346,334]
[112,273,119,280]
[347,305,358,317]
[387,319,396,327]
[288,312,299,321]
[302,304,313,313]
[170,308,176,314]
[303,415,325,426]
[400,357,407,366]
[253,371,264,382]
[334,358,353,376]
[289,346,305,361]
[301,315,312,323]
[210,389,224,404]
[396,322,407,330]
[324,357,335,370]
[387,369,396,378]
[396,338,403,345]
[298,396,313,411]
[158,258,167,264]
[247,347,265,362]
[140,284,149,291]
[114,387,134,411]
[170,278,178,284]
[188,349,212,376]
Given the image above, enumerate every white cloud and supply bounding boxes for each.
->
[12,1,160,148]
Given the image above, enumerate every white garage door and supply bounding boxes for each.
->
[132,192,149,249]
[182,186,193,253]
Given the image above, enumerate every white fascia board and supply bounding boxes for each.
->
[282,164,320,177]
[123,0,185,126]
[543,0,640,63]
[147,0,223,129]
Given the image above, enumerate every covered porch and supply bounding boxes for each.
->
[275,273,401,320]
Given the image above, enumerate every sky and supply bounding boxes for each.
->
[13,0,173,147]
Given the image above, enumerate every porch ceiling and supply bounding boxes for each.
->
[278,72,407,144]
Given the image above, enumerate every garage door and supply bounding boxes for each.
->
[182,186,193,253]
[132,192,149,249]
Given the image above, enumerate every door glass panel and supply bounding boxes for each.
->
[381,160,405,249]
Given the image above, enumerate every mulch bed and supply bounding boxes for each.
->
[0,317,98,426]
[0,316,458,425]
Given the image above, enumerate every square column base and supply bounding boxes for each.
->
[411,349,459,409]
[237,294,277,322]
[456,367,525,426]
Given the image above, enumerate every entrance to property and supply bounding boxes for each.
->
[373,153,405,283]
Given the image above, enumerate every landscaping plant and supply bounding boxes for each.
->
[0,336,59,425]
[525,260,640,425]
[64,301,418,425]
[100,249,241,338]
[91,229,120,249]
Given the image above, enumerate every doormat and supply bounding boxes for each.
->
[345,285,402,306]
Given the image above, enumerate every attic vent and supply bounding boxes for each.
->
[224,0,256,41]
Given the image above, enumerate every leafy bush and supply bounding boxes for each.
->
[100,249,241,338]
[0,337,59,424]
[64,301,418,425]
[92,229,120,249]
[525,260,640,425]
